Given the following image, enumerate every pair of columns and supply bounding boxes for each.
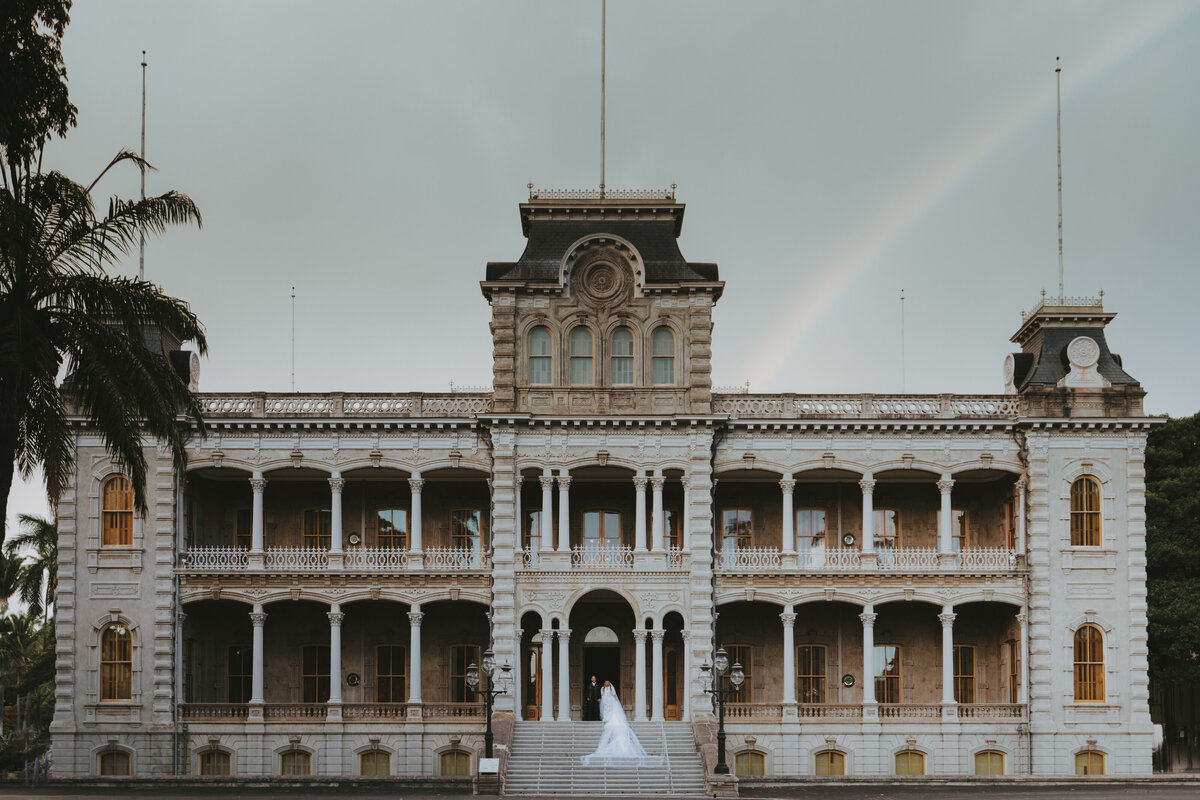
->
[536,625,677,722]
[247,602,427,705]
[530,468,682,553]
[851,603,1030,705]
[248,471,428,554]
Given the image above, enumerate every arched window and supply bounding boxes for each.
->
[651,327,675,385]
[102,475,134,546]
[1070,476,1101,546]
[440,749,471,776]
[360,749,391,776]
[734,750,765,777]
[529,327,552,385]
[894,750,925,775]
[280,750,311,776]
[99,749,131,776]
[611,327,634,385]
[1073,624,1105,702]
[570,327,593,385]
[199,750,231,776]
[100,623,133,701]
[1075,750,1105,775]
[814,749,845,776]
[974,750,1005,775]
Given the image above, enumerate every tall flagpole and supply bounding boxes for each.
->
[600,0,606,197]
[1056,57,1063,301]
[900,289,906,392]
[291,287,296,392]
[139,50,147,280]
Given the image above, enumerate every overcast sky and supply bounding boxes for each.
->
[8,1,1200,531]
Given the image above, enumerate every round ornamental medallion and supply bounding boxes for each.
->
[1003,353,1015,385]
[581,261,624,302]
[1067,336,1101,369]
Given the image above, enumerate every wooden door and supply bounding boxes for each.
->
[664,646,681,720]
[523,645,541,720]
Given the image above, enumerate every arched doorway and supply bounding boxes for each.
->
[662,611,685,720]
[568,590,636,719]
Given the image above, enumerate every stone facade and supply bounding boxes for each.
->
[51,192,1156,780]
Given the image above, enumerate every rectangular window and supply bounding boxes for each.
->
[281,750,311,776]
[895,750,925,776]
[377,645,406,703]
[1075,751,1105,775]
[100,750,131,776]
[1004,497,1016,550]
[953,644,975,704]
[377,508,408,549]
[301,644,330,703]
[360,750,390,776]
[183,639,195,703]
[583,510,621,548]
[975,750,1005,775]
[734,751,765,777]
[796,509,827,552]
[952,509,967,552]
[450,644,481,703]
[873,509,898,551]
[452,509,484,553]
[227,645,252,704]
[525,509,541,553]
[815,750,845,776]
[200,750,231,776]
[235,509,252,550]
[796,644,826,704]
[721,509,753,552]
[665,509,681,550]
[303,509,332,549]
[441,750,471,776]
[1007,639,1020,704]
[874,644,901,703]
[721,644,752,703]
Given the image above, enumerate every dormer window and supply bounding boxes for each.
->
[652,327,675,385]
[612,328,634,385]
[570,328,593,385]
[529,327,552,385]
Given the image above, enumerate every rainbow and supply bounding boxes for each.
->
[744,4,1197,389]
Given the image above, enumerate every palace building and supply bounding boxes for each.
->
[51,189,1155,787]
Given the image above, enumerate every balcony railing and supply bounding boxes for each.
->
[342,703,410,719]
[179,703,250,720]
[878,703,942,718]
[798,704,864,718]
[264,546,329,571]
[343,546,409,571]
[424,546,487,570]
[713,393,1020,420]
[179,546,248,571]
[571,544,635,569]
[422,702,485,718]
[263,703,329,720]
[875,547,940,571]
[725,702,783,719]
[717,547,781,571]
[667,546,689,568]
[180,545,488,573]
[957,547,1019,570]
[199,392,492,419]
[956,703,1025,719]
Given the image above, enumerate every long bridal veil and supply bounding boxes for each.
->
[581,685,664,767]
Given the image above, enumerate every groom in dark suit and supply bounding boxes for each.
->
[584,674,602,721]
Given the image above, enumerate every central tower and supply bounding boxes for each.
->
[481,189,724,416]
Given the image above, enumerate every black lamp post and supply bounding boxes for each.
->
[699,646,745,775]
[466,648,512,759]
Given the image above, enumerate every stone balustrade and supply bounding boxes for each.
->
[570,544,635,569]
[716,547,782,572]
[198,392,493,419]
[713,393,1020,420]
[179,545,488,573]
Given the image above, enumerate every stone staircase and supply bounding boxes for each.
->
[505,720,707,796]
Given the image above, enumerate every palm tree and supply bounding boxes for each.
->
[0,150,208,548]
[4,514,56,620]
[0,550,22,615]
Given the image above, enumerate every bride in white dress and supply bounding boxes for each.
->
[581,682,663,766]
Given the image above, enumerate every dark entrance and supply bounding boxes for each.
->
[582,645,621,699]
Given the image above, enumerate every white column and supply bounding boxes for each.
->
[859,476,876,553]
[651,629,665,721]
[408,475,424,554]
[540,629,555,719]
[634,474,649,552]
[682,477,691,551]
[780,476,796,554]
[781,606,797,704]
[328,475,344,553]
[860,606,876,704]
[938,475,955,554]
[407,606,423,703]
[556,628,571,721]
[250,605,267,704]
[633,629,648,721]
[514,475,524,550]
[1016,479,1027,555]
[680,630,692,721]
[1017,611,1030,706]
[650,473,666,552]
[540,471,554,553]
[557,471,571,552]
[328,604,344,703]
[940,604,957,704]
[250,475,266,553]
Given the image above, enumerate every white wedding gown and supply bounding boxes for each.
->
[581,685,663,767]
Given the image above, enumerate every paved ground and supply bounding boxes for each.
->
[3,784,1200,800]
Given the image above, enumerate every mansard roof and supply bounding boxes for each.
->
[484,191,719,286]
